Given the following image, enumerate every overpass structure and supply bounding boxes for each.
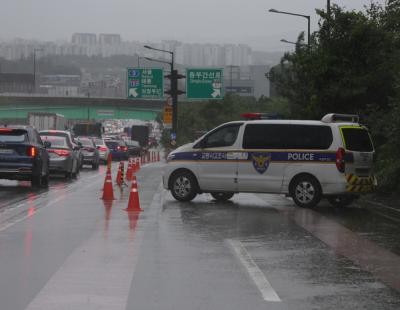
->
[0,96,165,121]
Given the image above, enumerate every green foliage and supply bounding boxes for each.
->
[372,80,400,192]
[270,5,396,119]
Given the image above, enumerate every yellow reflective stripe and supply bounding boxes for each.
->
[350,175,358,185]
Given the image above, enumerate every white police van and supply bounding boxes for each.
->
[163,114,376,208]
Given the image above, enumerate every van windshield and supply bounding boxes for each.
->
[341,127,373,152]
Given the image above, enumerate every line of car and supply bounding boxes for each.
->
[0,126,145,188]
[0,126,112,188]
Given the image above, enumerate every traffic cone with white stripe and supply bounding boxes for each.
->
[136,157,141,170]
[115,162,122,186]
[132,158,137,174]
[126,175,142,212]
[126,158,133,181]
[102,158,114,200]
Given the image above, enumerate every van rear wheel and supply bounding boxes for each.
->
[327,195,357,207]
[170,171,197,202]
[211,192,234,201]
[291,175,322,208]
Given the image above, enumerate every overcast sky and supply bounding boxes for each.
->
[0,0,386,51]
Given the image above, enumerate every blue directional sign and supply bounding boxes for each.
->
[127,68,164,99]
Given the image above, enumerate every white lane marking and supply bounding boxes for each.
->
[24,184,163,310]
[228,239,281,302]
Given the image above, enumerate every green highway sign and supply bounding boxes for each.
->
[186,68,224,100]
[127,68,164,99]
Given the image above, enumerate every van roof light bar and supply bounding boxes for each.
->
[321,113,359,123]
[241,112,282,120]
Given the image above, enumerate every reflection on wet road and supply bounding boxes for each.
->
[0,162,399,310]
[127,192,400,310]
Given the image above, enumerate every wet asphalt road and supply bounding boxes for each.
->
[0,162,400,310]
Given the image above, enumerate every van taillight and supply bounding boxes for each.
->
[336,147,346,173]
[27,147,37,157]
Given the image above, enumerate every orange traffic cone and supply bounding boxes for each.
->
[126,175,142,212]
[136,157,141,170]
[115,162,122,186]
[126,158,133,181]
[131,159,137,174]
[102,165,114,200]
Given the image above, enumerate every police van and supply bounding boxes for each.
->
[163,114,376,208]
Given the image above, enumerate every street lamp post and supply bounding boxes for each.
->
[144,45,179,140]
[33,48,43,93]
[137,55,145,67]
[269,9,311,47]
[280,39,307,47]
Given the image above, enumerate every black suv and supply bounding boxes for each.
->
[0,126,50,187]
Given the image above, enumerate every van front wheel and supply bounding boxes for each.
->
[170,171,197,202]
[291,176,322,208]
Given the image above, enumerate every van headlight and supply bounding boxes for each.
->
[167,153,175,161]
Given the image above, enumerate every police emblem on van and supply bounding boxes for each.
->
[252,153,272,174]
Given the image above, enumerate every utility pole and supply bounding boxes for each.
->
[325,0,332,37]
[144,45,185,143]
[33,48,43,93]
[327,0,331,17]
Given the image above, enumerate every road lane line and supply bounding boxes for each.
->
[24,184,163,310]
[227,239,281,302]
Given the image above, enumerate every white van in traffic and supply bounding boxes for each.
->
[163,114,376,208]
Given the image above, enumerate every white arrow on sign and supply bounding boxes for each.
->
[129,88,138,98]
[211,88,221,98]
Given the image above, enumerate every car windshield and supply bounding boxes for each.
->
[0,129,28,143]
[77,138,93,147]
[125,140,139,147]
[40,131,69,140]
[105,141,119,149]
[41,135,68,148]
[94,139,104,146]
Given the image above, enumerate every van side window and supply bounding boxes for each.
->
[243,124,333,149]
[203,124,241,148]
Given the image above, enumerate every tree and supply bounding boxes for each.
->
[269,2,400,193]
[269,4,396,120]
